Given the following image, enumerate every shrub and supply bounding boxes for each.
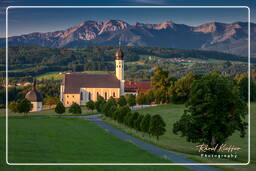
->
[86,100,95,112]
[95,96,106,112]
[55,101,65,115]
[69,103,81,114]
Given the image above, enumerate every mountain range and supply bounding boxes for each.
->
[1,20,255,57]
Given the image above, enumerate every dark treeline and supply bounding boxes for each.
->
[0,46,251,67]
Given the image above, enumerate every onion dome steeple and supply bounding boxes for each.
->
[115,48,124,60]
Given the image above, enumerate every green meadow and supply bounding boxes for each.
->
[0,117,191,171]
[103,103,255,171]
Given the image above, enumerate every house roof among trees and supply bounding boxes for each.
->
[63,73,120,94]
[125,81,151,93]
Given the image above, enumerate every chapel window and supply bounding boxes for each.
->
[104,92,107,100]
[88,92,91,100]
[80,92,83,100]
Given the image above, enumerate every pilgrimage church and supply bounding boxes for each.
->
[60,48,126,107]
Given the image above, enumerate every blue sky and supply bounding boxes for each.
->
[0,0,255,37]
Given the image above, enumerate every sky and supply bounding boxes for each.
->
[0,0,255,37]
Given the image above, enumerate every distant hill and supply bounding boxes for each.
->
[0,20,255,57]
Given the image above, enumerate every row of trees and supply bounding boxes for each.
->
[85,96,166,140]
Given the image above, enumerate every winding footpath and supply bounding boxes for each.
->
[65,114,222,171]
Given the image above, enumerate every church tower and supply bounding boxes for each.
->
[115,48,125,94]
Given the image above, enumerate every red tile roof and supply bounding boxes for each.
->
[125,81,151,93]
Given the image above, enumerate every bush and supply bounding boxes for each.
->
[16,99,33,116]
[9,101,19,113]
[69,103,81,114]
[95,96,106,112]
[55,101,65,115]
[86,100,95,112]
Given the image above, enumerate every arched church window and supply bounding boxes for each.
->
[104,92,107,100]
[88,92,91,100]
[80,92,83,100]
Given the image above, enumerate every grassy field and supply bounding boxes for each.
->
[103,103,255,171]
[0,106,98,117]
[37,72,64,80]
[36,71,114,81]
[0,117,191,171]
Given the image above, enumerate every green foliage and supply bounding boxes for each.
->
[149,114,166,140]
[86,100,95,112]
[95,96,106,112]
[102,97,117,117]
[135,114,144,131]
[69,103,82,114]
[9,101,19,113]
[128,112,139,129]
[235,73,256,102]
[127,94,136,107]
[169,72,195,104]
[140,114,151,136]
[136,93,149,105]
[146,90,155,104]
[151,67,172,104]
[173,73,247,147]
[16,99,33,115]
[118,95,127,107]
[55,101,65,114]
[44,96,59,107]
[117,106,131,124]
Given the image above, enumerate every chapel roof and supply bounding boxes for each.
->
[25,79,43,102]
[64,73,120,94]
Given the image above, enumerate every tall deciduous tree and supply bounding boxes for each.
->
[149,114,166,140]
[169,72,195,104]
[173,73,247,148]
[151,67,172,104]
